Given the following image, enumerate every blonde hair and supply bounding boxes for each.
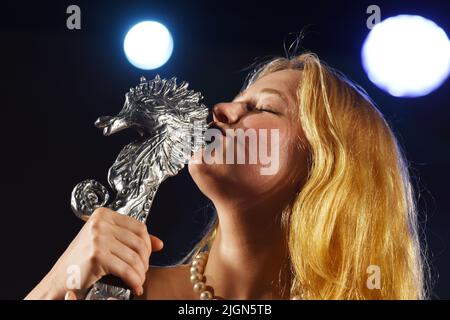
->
[185,52,428,300]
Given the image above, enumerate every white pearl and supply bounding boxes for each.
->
[197,256,208,265]
[190,273,203,284]
[192,259,205,268]
[195,253,207,260]
[190,265,204,275]
[190,251,213,300]
[200,290,213,300]
[193,281,206,293]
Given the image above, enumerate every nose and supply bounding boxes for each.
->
[212,102,247,124]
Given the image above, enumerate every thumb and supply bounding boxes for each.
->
[64,291,78,300]
[149,235,164,252]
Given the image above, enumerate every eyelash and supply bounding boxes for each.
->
[247,102,278,115]
[258,108,278,114]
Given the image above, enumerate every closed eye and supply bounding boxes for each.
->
[256,107,279,115]
[243,101,280,115]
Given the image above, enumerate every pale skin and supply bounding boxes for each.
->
[25,69,308,300]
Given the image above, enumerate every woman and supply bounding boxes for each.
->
[25,52,428,300]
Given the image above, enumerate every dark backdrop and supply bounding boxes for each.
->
[1,0,449,299]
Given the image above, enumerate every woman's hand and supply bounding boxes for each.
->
[64,291,78,300]
[25,207,164,300]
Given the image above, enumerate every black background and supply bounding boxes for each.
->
[1,0,449,299]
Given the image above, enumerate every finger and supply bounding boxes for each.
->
[112,227,151,269]
[109,239,147,284]
[64,291,78,300]
[150,235,164,252]
[105,253,144,296]
[110,212,149,242]
[92,208,151,252]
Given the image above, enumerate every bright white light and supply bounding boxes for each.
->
[362,15,450,97]
[124,21,173,70]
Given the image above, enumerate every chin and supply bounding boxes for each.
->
[189,160,267,206]
[188,154,235,203]
[189,153,227,193]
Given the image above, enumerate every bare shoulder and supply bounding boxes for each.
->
[137,263,197,300]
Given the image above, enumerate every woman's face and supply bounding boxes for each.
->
[189,69,309,211]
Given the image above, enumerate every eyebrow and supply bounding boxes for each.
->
[234,88,289,105]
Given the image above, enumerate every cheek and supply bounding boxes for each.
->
[254,129,292,178]
[247,118,306,187]
[230,126,293,188]
[230,132,300,197]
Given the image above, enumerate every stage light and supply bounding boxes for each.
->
[124,21,173,70]
[362,15,450,97]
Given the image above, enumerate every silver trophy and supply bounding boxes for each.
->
[70,75,208,300]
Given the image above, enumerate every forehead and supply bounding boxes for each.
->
[239,69,302,104]
[251,69,301,90]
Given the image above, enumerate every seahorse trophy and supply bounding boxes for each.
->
[70,75,208,300]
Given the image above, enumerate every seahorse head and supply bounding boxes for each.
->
[95,75,208,139]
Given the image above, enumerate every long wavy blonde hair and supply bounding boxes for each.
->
[185,52,428,300]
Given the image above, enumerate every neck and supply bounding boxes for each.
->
[203,200,290,300]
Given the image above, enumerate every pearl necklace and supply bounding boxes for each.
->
[190,251,302,300]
